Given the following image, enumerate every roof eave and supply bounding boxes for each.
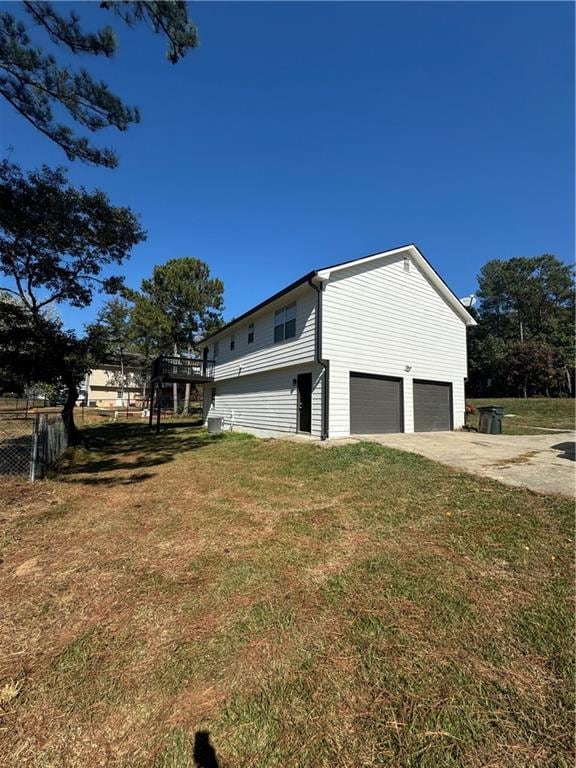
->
[202,243,477,344]
[201,270,317,344]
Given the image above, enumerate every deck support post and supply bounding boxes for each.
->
[147,356,215,437]
[156,381,162,434]
[148,380,155,430]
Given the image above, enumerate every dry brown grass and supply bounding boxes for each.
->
[0,422,573,767]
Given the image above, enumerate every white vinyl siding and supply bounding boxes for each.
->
[210,285,317,380]
[322,252,467,437]
[204,364,324,436]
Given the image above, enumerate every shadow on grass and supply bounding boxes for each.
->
[72,471,157,486]
[552,441,575,461]
[193,730,220,768]
[152,728,220,768]
[60,419,223,486]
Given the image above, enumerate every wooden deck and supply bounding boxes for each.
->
[151,356,215,383]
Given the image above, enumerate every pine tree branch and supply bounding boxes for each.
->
[0,85,118,166]
[0,62,128,128]
[22,1,117,56]
[0,2,198,167]
[102,2,199,64]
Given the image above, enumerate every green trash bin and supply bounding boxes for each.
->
[478,406,504,434]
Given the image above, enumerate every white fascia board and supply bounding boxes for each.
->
[317,244,477,326]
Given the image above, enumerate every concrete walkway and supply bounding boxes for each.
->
[336,431,575,497]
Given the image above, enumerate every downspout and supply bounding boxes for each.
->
[308,277,329,440]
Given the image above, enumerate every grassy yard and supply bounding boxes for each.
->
[0,422,573,767]
[468,397,575,434]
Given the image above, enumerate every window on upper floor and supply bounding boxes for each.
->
[230,333,235,351]
[214,340,219,358]
[247,322,254,344]
[274,302,296,343]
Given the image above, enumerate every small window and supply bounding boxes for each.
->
[211,387,216,404]
[274,302,296,343]
[247,322,254,344]
[214,341,219,358]
[230,334,235,351]
[116,390,123,399]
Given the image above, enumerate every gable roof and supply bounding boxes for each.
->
[316,244,477,325]
[203,243,476,343]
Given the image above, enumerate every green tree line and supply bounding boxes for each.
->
[468,255,575,398]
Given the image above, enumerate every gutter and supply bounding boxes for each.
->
[308,276,329,440]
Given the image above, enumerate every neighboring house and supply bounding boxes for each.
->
[81,359,146,408]
[202,244,477,439]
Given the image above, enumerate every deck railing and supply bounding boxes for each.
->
[152,356,215,381]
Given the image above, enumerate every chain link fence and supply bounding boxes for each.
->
[0,414,34,476]
[0,397,49,413]
[0,412,69,480]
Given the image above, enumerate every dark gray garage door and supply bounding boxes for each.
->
[350,373,403,434]
[413,380,452,432]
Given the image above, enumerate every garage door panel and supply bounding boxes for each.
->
[413,380,452,432]
[350,374,402,434]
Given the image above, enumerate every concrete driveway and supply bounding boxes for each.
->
[348,431,575,497]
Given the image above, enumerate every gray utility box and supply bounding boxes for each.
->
[207,416,224,434]
[478,406,504,434]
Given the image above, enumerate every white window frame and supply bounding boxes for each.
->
[274,302,296,344]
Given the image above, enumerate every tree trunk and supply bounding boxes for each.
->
[61,382,80,445]
[565,367,573,396]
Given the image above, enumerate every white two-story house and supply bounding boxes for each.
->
[202,244,476,439]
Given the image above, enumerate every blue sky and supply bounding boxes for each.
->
[2,1,574,331]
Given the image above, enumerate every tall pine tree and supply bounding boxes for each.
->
[129,258,224,415]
